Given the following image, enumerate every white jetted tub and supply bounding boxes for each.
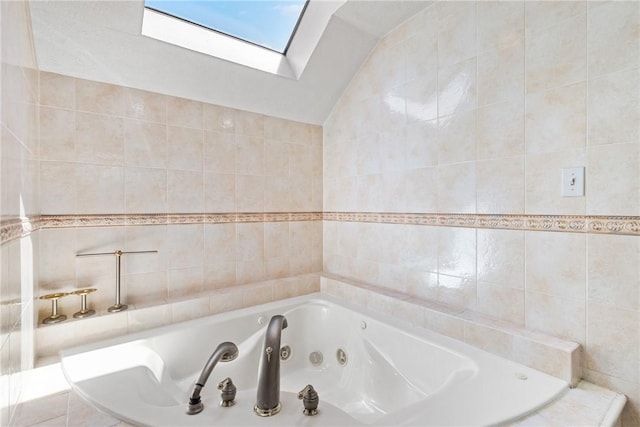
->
[60,293,568,426]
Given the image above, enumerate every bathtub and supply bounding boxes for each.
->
[60,293,568,426]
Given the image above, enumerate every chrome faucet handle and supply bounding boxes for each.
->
[298,384,319,416]
[217,377,237,407]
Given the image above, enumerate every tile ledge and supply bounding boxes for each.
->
[319,273,582,386]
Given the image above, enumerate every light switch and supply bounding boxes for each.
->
[561,167,585,197]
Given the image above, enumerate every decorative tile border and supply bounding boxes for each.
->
[322,212,640,236]
[1,211,638,245]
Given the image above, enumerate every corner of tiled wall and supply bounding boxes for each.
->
[323,1,639,424]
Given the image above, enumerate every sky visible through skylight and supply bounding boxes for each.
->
[145,0,307,53]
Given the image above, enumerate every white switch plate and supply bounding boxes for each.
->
[561,167,585,197]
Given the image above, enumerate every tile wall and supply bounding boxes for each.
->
[0,0,40,424]
[323,2,639,425]
[36,72,323,326]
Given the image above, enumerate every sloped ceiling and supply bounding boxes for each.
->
[30,0,431,125]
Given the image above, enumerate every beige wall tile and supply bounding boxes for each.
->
[124,167,167,214]
[236,135,264,176]
[236,260,265,285]
[166,96,202,129]
[438,109,476,165]
[380,86,406,130]
[439,227,476,279]
[477,1,524,54]
[587,302,639,383]
[355,223,379,262]
[168,267,203,299]
[464,321,513,358]
[525,1,586,33]
[204,130,236,175]
[379,223,408,265]
[266,256,290,280]
[526,231,586,300]
[203,103,235,133]
[235,110,264,137]
[407,270,438,301]
[204,261,236,289]
[525,291,586,344]
[39,107,75,162]
[525,14,586,93]
[236,175,264,212]
[167,126,203,171]
[265,140,289,177]
[437,1,476,68]
[405,120,438,170]
[477,281,524,325]
[587,1,640,78]
[290,144,314,178]
[356,135,380,175]
[40,162,76,214]
[167,224,203,270]
[525,82,586,154]
[587,142,639,216]
[124,119,167,169]
[477,100,524,160]
[76,79,125,116]
[204,223,236,265]
[438,274,476,311]
[39,72,75,109]
[204,172,236,212]
[167,170,203,213]
[588,234,639,311]
[264,176,290,211]
[125,88,166,123]
[476,156,524,214]
[264,222,288,259]
[76,112,124,166]
[405,167,438,213]
[588,68,639,146]
[438,57,477,118]
[38,229,76,286]
[76,164,124,214]
[477,39,524,107]
[477,229,525,288]
[379,131,406,173]
[437,163,476,213]
[405,73,438,123]
[236,222,264,262]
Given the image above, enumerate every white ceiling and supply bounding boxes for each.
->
[29,0,431,125]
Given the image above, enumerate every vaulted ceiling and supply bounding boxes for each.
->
[30,0,431,125]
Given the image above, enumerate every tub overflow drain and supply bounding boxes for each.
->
[280,345,292,361]
[336,348,348,366]
[309,351,323,366]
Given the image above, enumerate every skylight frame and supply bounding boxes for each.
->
[140,0,345,80]
[143,0,310,55]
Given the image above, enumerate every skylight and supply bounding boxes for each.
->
[144,0,308,54]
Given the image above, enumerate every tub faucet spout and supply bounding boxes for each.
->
[186,341,239,415]
[254,315,288,417]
